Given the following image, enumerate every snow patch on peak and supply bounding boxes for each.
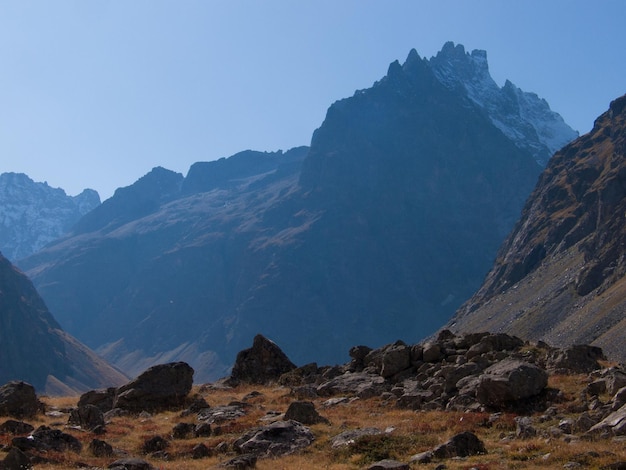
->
[428,42,578,165]
[0,173,101,261]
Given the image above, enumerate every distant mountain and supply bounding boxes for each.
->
[0,173,100,261]
[19,43,576,381]
[0,251,127,394]
[448,94,626,364]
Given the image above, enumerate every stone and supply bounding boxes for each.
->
[380,342,412,378]
[228,334,296,385]
[0,382,41,418]
[171,422,195,439]
[191,443,211,459]
[1,447,32,469]
[476,359,548,408]
[330,428,382,448]
[605,369,626,395]
[367,459,410,469]
[68,404,105,431]
[221,453,257,469]
[317,372,387,398]
[588,403,626,436]
[141,435,169,454]
[283,401,329,425]
[515,416,537,438]
[89,438,114,457]
[431,431,486,458]
[546,345,605,374]
[586,379,607,397]
[197,404,246,424]
[194,422,212,437]
[0,420,34,435]
[114,362,193,412]
[108,458,156,470]
[12,425,82,453]
[78,388,117,412]
[422,343,442,363]
[233,420,314,457]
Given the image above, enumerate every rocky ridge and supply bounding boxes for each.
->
[0,172,100,261]
[449,94,626,364]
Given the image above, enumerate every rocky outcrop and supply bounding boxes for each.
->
[450,94,626,365]
[228,335,296,385]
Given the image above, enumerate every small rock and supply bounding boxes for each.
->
[191,443,211,459]
[283,401,329,425]
[367,459,410,469]
[90,438,113,457]
[141,435,169,454]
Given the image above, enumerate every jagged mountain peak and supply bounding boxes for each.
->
[0,173,100,261]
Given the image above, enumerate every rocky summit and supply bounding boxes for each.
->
[449,94,626,365]
[19,43,575,381]
[0,172,100,261]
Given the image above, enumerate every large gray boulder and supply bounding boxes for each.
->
[113,362,193,412]
[476,359,548,408]
[546,345,605,374]
[233,419,314,457]
[588,403,626,436]
[229,334,296,385]
[0,382,41,418]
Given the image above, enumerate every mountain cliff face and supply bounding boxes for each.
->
[449,94,626,364]
[19,44,576,381]
[0,173,100,261]
[0,252,127,394]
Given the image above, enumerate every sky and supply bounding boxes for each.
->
[1,1,625,200]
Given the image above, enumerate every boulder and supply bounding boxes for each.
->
[89,438,114,457]
[283,401,329,425]
[12,425,82,453]
[546,345,605,374]
[78,388,116,412]
[330,428,382,448]
[380,342,412,378]
[171,422,195,439]
[367,459,410,470]
[0,419,34,435]
[431,431,486,458]
[476,359,548,408]
[0,382,41,418]
[229,334,296,385]
[317,372,387,398]
[1,447,32,469]
[233,419,314,457]
[113,362,193,412]
[108,458,156,470]
[191,443,211,459]
[68,404,105,431]
[221,453,257,469]
[141,435,169,454]
[588,403,626,436]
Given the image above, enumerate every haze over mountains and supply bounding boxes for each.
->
[449,94,626,364]
[12,43,583,383]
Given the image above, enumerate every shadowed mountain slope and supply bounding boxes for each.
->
[19,44,575,381]
[0,252,127,395]
[449,94,626,364]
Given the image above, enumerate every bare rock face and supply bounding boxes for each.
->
[0,382,42,418]
[476,359,548,409]
[113,362,193,412]
[228,335,296,385]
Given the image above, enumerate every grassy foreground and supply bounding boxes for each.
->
[2,373,625,469]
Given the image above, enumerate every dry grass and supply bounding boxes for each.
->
[2,377,625,469]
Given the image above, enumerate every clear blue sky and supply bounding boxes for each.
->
[1,1,625,200]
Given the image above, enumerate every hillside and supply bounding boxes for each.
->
[19,44,575,381]
[0,252,127,394]
[449,94,626,364]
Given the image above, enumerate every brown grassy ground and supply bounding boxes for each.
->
[2,372,625,469]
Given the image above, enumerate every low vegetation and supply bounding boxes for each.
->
[2,370,624,470]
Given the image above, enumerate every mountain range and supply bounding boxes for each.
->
[0,172,100,261]
[448,94,626,364]
[16,43,579,382]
